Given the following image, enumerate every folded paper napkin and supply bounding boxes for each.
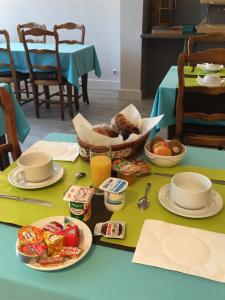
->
[24,141,79,161]
[133,220,225,283]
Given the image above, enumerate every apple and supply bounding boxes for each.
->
[152,141,169,151]
[153,145,172,156]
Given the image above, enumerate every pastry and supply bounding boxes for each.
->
[114,113,139,140]
[93,126,118,138]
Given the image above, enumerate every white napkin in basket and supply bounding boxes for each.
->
[73,104,164,146]
[133,220,225,283]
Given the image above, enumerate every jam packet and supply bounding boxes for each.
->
[94,221,125,239]
[113,160,138,176]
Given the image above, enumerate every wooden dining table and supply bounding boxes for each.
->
[0,42,101,103]
[0,132,225,299]
[150,65,225,138]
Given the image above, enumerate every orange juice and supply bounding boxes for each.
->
[90,155,111,188]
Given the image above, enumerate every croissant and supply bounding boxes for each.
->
[115,113,139,140]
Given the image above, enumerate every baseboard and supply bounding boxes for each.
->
[119,89,142,101]
[88,79,120,90]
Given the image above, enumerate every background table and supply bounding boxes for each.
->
[0,43,101,91]
[150,66,225,138]
[0,133,225,299]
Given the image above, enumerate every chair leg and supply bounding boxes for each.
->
[74,86,79,111]
[59,85,65,121]
[81,73,89,104]
[14,81,21,103]
[24,79,30,98]
[67,84,74,118]
[32,84,40,118]
[43,85,50,109]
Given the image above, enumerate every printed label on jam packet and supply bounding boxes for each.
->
[94,221,125,239]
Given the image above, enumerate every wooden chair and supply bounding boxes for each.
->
[0,87,21,170]
[53,22,87,111]
[17,22,47,43]
[188,32,225,54]
[21,28,73,120]
[0,29,30,104]
[17,22,47,98]
[176,48,225,148]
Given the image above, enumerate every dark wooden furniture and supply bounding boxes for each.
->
[188,32,225,54]
[0,87,21,170]
[0,29,30,104]
[17,22,47,99]
[53,22,88,111]
[21,28,73,120]
[17,22,47,43]
[176,48,225,148]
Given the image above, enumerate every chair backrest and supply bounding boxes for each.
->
[21,28,62,83]
[176,48,225,147]
[17,22,47,43]
[0,29,17,82]
[0,87,21,162]
[188,32,225,54]
[53,22,85,44]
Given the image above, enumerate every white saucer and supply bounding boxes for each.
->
[158,184,223,218]
[8,163,64,189]
[198,63,224,72]
[196,76,225,87]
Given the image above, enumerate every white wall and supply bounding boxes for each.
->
[0,0,120,90]
[120,0,143,100]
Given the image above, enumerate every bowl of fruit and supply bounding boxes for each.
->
[144,137,186,167]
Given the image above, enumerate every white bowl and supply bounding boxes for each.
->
[170,172,212,209]
[144,141,186,167]
[202,74,221,86]
[204,63,223,72]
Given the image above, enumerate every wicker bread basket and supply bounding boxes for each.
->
[78,132,149,162]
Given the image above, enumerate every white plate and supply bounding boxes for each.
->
[158,184,223,218]
[16,216,93,271]
[196,76,225,87]
[8,162,64,189]
[198,63,224,72]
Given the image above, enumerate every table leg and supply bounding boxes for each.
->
[81,73,89,104]
[0,135,10,171]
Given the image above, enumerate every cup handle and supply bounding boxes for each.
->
[15,169,25,182]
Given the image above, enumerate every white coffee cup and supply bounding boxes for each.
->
[17,152,53,183]
[170,172,212,210]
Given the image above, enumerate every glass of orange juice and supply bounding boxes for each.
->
[90,146,112,190]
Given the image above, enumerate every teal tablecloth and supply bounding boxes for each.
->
[150,66,225,138]
[0,83,30,142]
[0,43,101,90]
[0,133,225,300]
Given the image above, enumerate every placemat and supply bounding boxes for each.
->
[1,161,225,251]
[101,164,225,249]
